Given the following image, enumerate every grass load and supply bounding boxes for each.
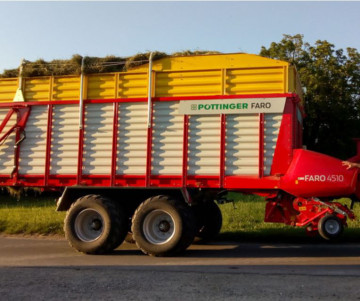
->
[0,51,221,78]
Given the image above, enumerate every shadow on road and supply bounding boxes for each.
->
[109,241,360,259]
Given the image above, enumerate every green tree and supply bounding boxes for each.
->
[260,34,360,159]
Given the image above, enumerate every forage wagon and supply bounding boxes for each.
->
[0,52,358,256]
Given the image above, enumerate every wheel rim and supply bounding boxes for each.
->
[325,219,340,235]
[74,209,104,242]
[143,209,176,245]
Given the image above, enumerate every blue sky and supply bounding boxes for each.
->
[0,1,359,72]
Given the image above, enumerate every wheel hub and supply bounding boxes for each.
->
[143,209,176,245]
[159,221,171,232]
[74,209,104,242]
[325,219,340,235]
[91,219,102,231]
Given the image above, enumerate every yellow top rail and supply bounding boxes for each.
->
[0,53,303,103]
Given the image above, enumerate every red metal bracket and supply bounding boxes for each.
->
[0,106,31,182]
[0,106,31,144]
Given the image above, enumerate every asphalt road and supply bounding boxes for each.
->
[0,236,360,300]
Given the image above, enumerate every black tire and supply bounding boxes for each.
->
[131,195,196,257]
[318,214,344,241]
[64,194,127,254]
[193,201,222,242]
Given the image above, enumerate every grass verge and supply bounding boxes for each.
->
[0,192,359,242]
[0,194,65,236]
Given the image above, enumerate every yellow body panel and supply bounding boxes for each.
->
[155,70,222,97]
[53,76,81,101]
[87,74,116,100]
[226,67,286,95]
[118,73,148,98]
[288,66,304,101]
[0,53,303,102]
[24,77,51,102]
[0,78,18,102]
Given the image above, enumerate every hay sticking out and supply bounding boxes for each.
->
[0,69,19,78]
[0,55,83,78]
[0,50,221,78]
[83,55,126,74]
[172,50,221,56]
[124,51,167,70]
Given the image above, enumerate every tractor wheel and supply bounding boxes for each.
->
[318,214,344,241]
[193,201,222,242]
[131,195,196,256]
[64,195,127,254]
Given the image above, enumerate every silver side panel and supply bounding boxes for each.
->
[50,104,79,175]
[117,102,148,175]
[83,103,113,175]
[225,114,259,175]
[264,113,282,176]
[188,115,221,175]
[152,101,183,175]
[19,106,48,174]
[3,102,282,178]
[0,109,16,175]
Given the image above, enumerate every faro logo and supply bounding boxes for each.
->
[304,175,326,182]
[299,174,345,183]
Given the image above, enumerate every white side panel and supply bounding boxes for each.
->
[117,102,148,175]
[0,109,16,175]
[19,106,48,174]
[83,103,113,175]
[188,115,221,175]
[264,113,282,176]
[152,101,183,175]
[225,114,259,175]
[51,105,79,175]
